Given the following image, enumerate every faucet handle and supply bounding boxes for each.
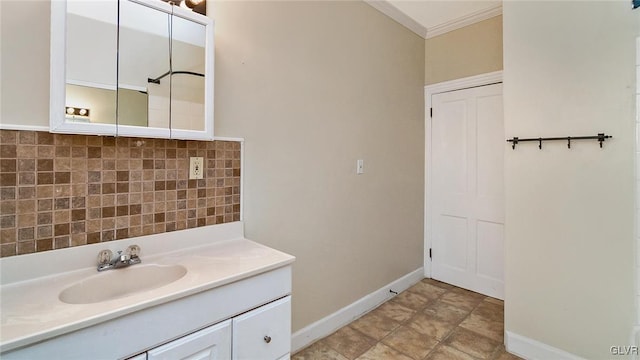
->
[97,249,113,265]
[126,245,141,258]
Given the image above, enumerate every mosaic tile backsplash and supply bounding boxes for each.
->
[0,130,241,258]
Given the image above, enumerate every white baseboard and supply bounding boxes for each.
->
[506,331,586,360]
[291,267,424,353]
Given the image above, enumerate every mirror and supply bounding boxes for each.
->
[50,0,214,140]
[118,0,171,138]
[169,14,207,134]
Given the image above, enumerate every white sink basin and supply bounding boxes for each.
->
[59,264,187,304]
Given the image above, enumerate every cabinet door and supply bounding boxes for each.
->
[117,0,171,138]
[50,0,118,135]
[232,296,291,360]
[168,13,207,138]
[147,320,231,360]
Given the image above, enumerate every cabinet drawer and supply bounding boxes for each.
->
[147,320,232,360]
[232,296,291,360]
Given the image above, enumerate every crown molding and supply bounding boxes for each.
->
[366,1,503,40]
[364,0,428,38]
[426,4,502,39]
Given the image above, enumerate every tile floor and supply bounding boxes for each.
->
[292,279,522,360]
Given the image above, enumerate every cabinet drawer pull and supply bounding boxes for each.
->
[264,335,272,344]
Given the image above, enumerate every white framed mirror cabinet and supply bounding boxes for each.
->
[50,0,214,140]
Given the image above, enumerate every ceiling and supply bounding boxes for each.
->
[366,0,502,39]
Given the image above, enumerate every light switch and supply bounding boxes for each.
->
[356,159,364,174]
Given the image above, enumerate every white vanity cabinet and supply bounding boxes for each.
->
[128,296,292,360]
[1,265,293,360]
[232,296,291,360]
[144,320,232,360]
[0,225,296,360]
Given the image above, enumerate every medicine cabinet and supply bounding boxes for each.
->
[50,0,214,140]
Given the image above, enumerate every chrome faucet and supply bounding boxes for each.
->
[97,245,142,272]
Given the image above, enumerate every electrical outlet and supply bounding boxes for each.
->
[189,157,204,179]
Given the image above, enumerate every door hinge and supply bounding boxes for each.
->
[429,248,432,259]
[430,108,433,118]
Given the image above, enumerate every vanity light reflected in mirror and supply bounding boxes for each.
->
[165,0,207,15]
[65,107,90,116]
[184,0,203,8]
[65,106,91,122]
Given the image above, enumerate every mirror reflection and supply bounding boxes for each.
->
[65,0,118,125]
[64,0,207,132]
[118,0,170,130]
[170,14,206,132]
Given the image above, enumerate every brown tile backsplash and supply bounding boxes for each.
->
[0,130,241,258]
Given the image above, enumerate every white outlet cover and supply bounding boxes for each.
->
[189,157,204,179]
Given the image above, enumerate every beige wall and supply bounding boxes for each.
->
[212,1,425,331]
[424,15,502,85]
[1,0,425,333]
[504,2,638,358]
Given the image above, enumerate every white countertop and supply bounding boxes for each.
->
[0,222,295,353]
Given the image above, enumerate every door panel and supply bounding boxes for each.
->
[436,100,468,197]
[476,220,504,282]
[477,94,504,202]
[440,215,468,271]
[431,83,504,299]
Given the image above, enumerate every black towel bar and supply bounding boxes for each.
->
[506,133,612,150]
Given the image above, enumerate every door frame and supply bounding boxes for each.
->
[424,70,503,278]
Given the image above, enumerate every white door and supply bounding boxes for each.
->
[430,83,504,299]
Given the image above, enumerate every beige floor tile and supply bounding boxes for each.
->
[293,281,508,360]
[440,291,485,312]
[355,343,414,360]
[424,300,470,324]
[350,310,400,341]
[324,326,376,360]
[292,340,349,360]
[372,301,416,323]
[472,301,504,323]
[459,312,504,343]
[450,287,486,299]
[407,312,457,341]
[425,344,476,360]
[495,352,523,360]
[381,325,439,360]
[421,278,456,290]
[407,281,446,300]
[484,297,504,306]
[390,290,433,311]
[444,327,500,359]
[490,345,524,360]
